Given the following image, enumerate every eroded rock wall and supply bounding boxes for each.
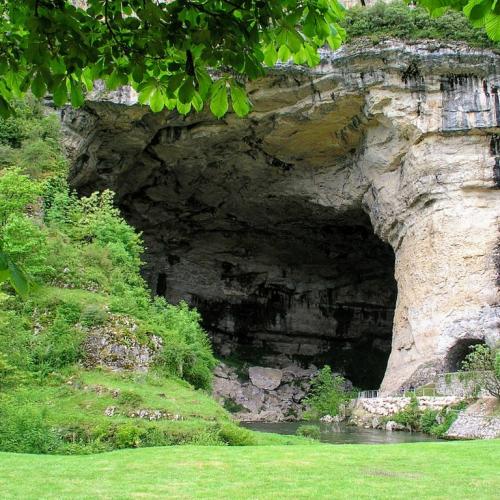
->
[64,40,500,392]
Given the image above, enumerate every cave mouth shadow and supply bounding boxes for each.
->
[445,338,487,372]
[153,209,398,391]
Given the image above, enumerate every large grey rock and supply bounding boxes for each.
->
[249,367,283,390]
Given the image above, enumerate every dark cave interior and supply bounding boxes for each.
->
[143,209,397,389]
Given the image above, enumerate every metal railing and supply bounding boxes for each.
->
[357,370,495,399]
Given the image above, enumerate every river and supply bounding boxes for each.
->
[242,421,440,444]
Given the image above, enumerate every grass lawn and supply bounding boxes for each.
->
[0,440,498,499]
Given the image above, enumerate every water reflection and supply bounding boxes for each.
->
[242,421,440,444]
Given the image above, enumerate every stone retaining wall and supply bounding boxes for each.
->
[446,414,500,439]
[355,396,461,417]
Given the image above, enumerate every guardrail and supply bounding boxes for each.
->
[357,370,494,399]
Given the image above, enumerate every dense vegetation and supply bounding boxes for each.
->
[0,0,346,118]
[342,1,499,48]
[0,1,499,119]
[0,100,302,453]
[303,366,354,420]
[387,394,468,437]
[461,343,500,398]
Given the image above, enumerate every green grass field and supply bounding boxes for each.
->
[0,440,498,499]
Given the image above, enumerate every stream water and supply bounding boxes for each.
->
[242,421,440,444]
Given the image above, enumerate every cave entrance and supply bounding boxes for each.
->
[445,339,487,372]
[155,209,397,390]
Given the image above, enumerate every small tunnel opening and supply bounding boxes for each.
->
[445,338,487,372]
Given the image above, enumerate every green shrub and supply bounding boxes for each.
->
[223,398,245,414]
[0,398,61,453]
[30,317,85,373]
[303,366,350,419]
[392,394,421,430]
[0,352,25,390]
[2,214,50,279]
[420,409,439,434]
[461,344,500,398]
[218,423,257,446]
[296,424,321,440]
[0,168,40,225]
[341,1,497,48]
[429,401,468,437]
[115,424,146,449]
[153,300,216,390]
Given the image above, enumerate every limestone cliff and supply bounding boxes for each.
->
[63,40,500,393]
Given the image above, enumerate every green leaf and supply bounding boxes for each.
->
[137,79,156,105]
[485,10,500,40]
[230,81,251,117]
[194,67,212,99]
[178,78,195,104]
[463,0,492,26]
[0,96,12,119]
[7,260,29,297]
[191,91,204,112]
[149,88,165,113]
[82,67,94,92]
[210,79,228,119]
[304,45,321,67]
[31,73,47,98]
[53,79,68,106]
[70,80,85,107]
[263,44,279,67]
[278,45,292,62]
[176,100,192,115]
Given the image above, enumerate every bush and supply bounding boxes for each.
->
[296,424,321,440]
[341,2,497,48]
[461,344,500,398]
[0,398,61,454]
[153,300,216,390]
[303,366,350,419]
[0,168,40,225]
[392,394,421,430]
[0,353,25,390]
[428,402,468,437]
[30,316,85,373]
[218,423,257,446]
[420,409,439,434]
[2,214,49,279]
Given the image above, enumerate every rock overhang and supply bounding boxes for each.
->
[63,40,500,393]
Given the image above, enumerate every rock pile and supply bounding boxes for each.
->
[213,363,320,421]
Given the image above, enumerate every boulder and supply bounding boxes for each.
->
[385,420,406,432]
[249,366,283,390]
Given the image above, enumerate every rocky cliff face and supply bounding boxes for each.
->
[64,40,500,394]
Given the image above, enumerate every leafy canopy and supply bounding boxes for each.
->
[0,0,347,118]
[0,1,499,117]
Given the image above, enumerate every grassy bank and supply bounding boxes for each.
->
[0,440,498,499]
